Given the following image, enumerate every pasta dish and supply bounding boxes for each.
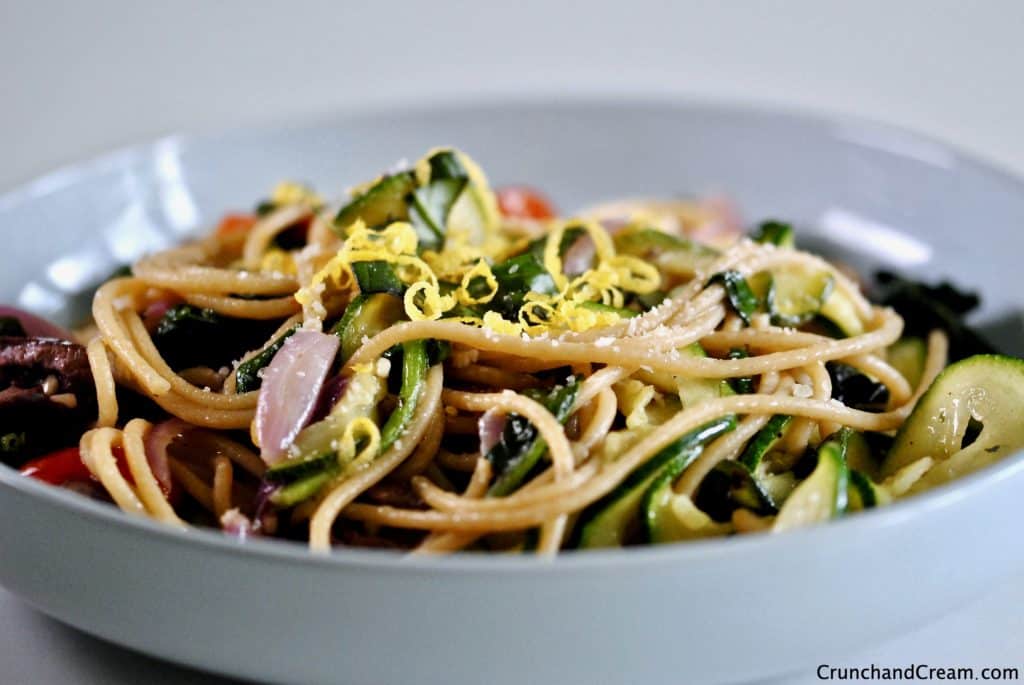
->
[2,147,1021,555]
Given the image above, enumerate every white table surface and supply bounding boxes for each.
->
[2,1,1024,683]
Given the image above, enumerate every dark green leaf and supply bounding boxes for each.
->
[487,377,580,496]
[873,271,997,361]
[488,252,558,319]
[234,326,298,393]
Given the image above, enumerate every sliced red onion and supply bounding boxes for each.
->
[562,233,595,276]
[255,330,339,465]
[310,374,349,424]
[0,305,75,340]
[143,418,189,496]
[478,408,507,455]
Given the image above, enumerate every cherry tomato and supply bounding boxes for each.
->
[496,186,556,221]
[215,213,258,236]
[20,447,94,486]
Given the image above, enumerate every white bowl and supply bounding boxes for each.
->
[2,98,1023,685]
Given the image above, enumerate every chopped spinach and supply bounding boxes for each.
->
[487,377,580,496]
[873,271,997,361]
[234,326,298,393]
[153,305,280,370]
[488,252,558,319]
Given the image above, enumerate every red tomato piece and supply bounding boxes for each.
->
[496,186,556,220]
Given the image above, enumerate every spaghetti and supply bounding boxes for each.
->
[7,146,1021,556]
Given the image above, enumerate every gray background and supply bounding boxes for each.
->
[1,1,1022,683]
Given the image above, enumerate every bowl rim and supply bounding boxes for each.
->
[2,93,1023,573]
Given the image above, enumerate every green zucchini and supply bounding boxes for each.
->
[847,469,891,511]
[330,293,405,362]
[773,429,850,531]
[352,260,405,296]
[642,461,730,544]
[727,347,755,394]
[887,337,927,388]
[379,340,428,451]
[766,268,834,327]
[265,451,336,484]
[844,430,879,481]
[288,371,385,462]
[819,290,864,337]
[234,325,298,393]
[713,270,761,324]
[881,355,1024,491]
[694,460,777,522]
[270,469,337,507]
[614,227,719,279]
[334,172,416,234]
[752,220,795,247]
[575,415,737,548]
[634,342,733,409]
[738,415,792,471]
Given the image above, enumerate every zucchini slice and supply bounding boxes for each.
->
[613,227,719,279]
[352,261,405,296]
[642,463,731,544]
[379,340,428,451]
[752,220,795,248]
[334,172,416,234]
[270,470,337,507]
[766,268,834,327]
[844,430,880,481]
[575,415,736,548]
[881,355,1024,491]
[694,460,777,522]
[773,429,850,531]
[633,342,733,410]
[738,415,792,471]
[265,451,336,484]
[819,290,864,337]
[770,430,851,532]
[846,469,891,511]
[330,293,405,363]
[887,337,927,388]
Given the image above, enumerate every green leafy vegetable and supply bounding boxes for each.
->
[487,377,580,496]
[488,252,558,319]
[153,305,279,370]
[874,271,997,361]
[234,326,298,393]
